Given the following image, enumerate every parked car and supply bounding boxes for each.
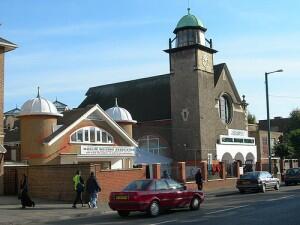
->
[285,168,300,185]
[236,171,280,193]
[109,179,204,217]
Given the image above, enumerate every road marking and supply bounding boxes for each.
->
[147,220,177,225]
[265,195,295,202]
[205,205,249,215]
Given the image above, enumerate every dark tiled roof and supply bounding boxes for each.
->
[79,74,171,122]
[4,128,20,143]
[44,105,94,143]
[79,63,240,122]
[4,107,21,116]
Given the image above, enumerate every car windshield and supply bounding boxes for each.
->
[241,172,260,179]
[123,180,153,191]
[287,168,300,175]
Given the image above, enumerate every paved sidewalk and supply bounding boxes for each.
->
[0,188,239,225]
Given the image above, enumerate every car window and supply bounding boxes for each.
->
[165,179,183,190]
[286,169,294,175]
[123,180,153,191]
[156,180,169,191]
[241,172,259,179]
[265,172,272,178]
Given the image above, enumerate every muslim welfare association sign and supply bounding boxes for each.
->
[80,145,135,157]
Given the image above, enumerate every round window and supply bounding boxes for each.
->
[219,94,232,124]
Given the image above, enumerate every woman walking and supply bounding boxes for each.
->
[19,174,35,209]
[86,172,101,209]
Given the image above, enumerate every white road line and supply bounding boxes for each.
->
[147,220,177,225]
[205,205,249,215]
[265,195,295,202]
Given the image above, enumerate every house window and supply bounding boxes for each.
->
[70,126,114,144]
[219,94,232,124]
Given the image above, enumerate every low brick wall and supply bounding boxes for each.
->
[185,178,237,192]
[5,164,146,203]
[94,166,146,202]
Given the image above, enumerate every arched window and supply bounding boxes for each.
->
[219,94,232,124]
[70,126,114,144]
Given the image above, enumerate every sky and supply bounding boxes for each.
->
[0,0,299,120]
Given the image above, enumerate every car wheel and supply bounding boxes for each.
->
[261,184,266,193]
[275,182,280,190]
[239,189,245,194]
[117,211,130,217]
[189,197,200,210]
[148,201,160,217]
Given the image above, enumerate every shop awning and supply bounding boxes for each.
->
[134,148,172,165]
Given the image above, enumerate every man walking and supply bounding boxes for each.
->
[86,172,101,208]
[195,168,203,191]
[72,170,85,208]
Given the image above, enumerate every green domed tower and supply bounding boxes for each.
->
[165,9,218,162]
[174,8,207,47]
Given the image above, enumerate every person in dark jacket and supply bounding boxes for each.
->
[19,174,35,209]
[72,170,85,208]
[86,172,101,208]
[195,168,203,191]
[162,170,171,179]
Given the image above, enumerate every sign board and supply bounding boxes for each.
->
[228,129,248,137]
[80,145,135,157]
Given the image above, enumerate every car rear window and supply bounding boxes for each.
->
[287,168,300,175]
[241,172,260,179]
[123,180,153,191]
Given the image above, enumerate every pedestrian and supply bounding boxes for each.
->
[195,168,203,191]
[162,170,171,179]
[86,172,101,209]
[72,170,85,208]
[19,174,35,209]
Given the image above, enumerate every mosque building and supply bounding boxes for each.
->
[79,9,258,169]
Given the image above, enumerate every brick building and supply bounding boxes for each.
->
[79,9,257,167]
[0,36,17,194]
[16,92,138,169]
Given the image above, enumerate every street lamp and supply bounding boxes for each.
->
[265,69,283,173]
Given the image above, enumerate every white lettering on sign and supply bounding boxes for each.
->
[228,129,248,137]
[80,145,136,157]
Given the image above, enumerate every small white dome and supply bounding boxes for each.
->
[19,92,62,117]
[105,99,136,123]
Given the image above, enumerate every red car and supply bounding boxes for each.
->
[109,179,204,217]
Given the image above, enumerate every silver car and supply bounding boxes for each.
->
[236,171,280,193]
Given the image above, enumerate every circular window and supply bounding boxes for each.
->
[219,94,232,124]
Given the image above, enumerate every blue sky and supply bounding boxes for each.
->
[1,0,299,120]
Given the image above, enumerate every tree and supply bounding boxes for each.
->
[289,108,300,131]
[273,143,293,159]
[287,129,300,158]
[247,112,256,124]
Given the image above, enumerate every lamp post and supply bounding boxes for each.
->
[265,69,283,173]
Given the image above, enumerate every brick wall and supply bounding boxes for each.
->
[5,163,146,202]
[185,178,238,192]
[94,165,146,202]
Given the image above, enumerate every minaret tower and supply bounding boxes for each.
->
[164,9,217,161]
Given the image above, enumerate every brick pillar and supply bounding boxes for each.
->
[199,161,208,181]
[219,162,226,179]
[234,161,241,178]
[177,162,186,183]
[289,160,293,169]
[152,163,161,179]
[255,161,262,171]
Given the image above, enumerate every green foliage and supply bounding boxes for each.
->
[287,129,300,158]
[247,112,256,124]
[289,108,300,131]
[273,143,293,159]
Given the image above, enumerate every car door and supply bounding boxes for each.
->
[155,179,175,208]
[165,179,187,207]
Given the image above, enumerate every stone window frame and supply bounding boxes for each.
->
[218,93,233,124]
[70,126,114,144]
